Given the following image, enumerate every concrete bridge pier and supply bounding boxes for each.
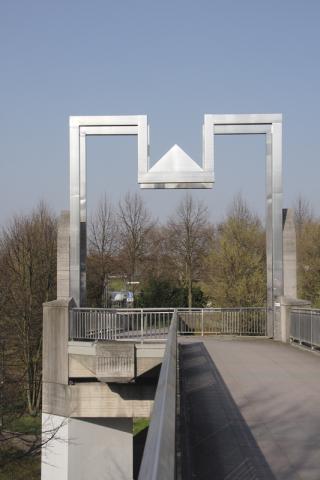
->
[273,209,311,342]
[41,299,134,479]
[41,298,163,480]
[41,414,133,480]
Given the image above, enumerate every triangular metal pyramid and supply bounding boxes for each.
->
[149,144,203,173]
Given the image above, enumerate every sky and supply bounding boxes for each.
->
[0,0,319,225]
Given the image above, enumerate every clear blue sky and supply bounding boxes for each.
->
[0,0,319,225]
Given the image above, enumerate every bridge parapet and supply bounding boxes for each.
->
[275,296,311,342]
[68,341,165,382]
[69,306,267,341]
[138,309,177,480]
[290,306,320,350]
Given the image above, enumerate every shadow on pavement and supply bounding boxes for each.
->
[179,342,276,480]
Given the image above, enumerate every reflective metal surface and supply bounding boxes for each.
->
[140,182,213,189]
[204,114,283,336]
[69,113,283,329]
[69,115,148,306]
[139,141,213,187]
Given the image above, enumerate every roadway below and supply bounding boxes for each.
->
[178,336,320,480]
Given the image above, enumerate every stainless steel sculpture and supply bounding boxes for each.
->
[139,143,213,189]
[69,113,282,336]
[69,116,148,307]
[203,114,283,335]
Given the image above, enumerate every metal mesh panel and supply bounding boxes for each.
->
[290,308,320,349]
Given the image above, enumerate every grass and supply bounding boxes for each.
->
[0,455,40,480]
[0,415,41,480]
[6,415,41,435]
[133,417,149,436]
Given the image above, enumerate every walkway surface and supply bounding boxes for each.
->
[179,337,320,480]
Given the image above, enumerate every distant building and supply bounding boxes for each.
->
[110,290,134,308]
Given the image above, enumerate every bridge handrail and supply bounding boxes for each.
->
[290,307,320,349]
[69,308,173,341]
[69,307,267,340]
[72,306,266,311]
[138,309,177,480]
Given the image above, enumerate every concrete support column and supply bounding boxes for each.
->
[41,413,69,480]
[274,208,298,340]
[275,297,311,342]
[282,209,297,298]
[42,298,74,386]
[69,417,133,480]
[42,298,72,479]
[57,211,70,300]
[41,414,133,480]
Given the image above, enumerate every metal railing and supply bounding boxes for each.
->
[69,307,267,341]
[178,307,267,336]
[138,309,177,480]
[290,308,320,349]
[70,308,173,341]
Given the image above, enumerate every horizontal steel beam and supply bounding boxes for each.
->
[205,113,282,124]
[80,126,139,136]
[70,115,144,127]
[214,124,272,135]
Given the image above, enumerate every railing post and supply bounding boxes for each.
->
[140,308,144,342]
[114,312,118,341]
[69,309,73,340]
[311,310,314,350]
[201,309,204,336]
[299,310,301,344]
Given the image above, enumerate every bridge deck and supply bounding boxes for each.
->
[179,337,320,480]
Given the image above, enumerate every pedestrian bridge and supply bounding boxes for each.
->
[134,307,320,480]
[178,336,320,480]
[42,304,320,479]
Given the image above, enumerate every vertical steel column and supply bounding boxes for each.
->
[79,130,87,306]
[265,122,283,337]
[203,114,214,176]
[137,115,149,177]
[266,132,273,336]
[206,115,283,338]
[69,116,147,307]
[70,121,80,306]
[271,122,283,300]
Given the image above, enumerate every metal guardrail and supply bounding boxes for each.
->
[138,309,177,480]
[70,308,173,341]
[290,308,320,349]
[69,307,267,341]
[178,307,266,336]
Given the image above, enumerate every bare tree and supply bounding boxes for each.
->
[88,196,119,306]
[0,203,57,415]
[118,192,154,284]
[294,195,313,236]
[140,225,179,284]
[167,194,211,308]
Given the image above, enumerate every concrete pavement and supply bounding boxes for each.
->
[179,337,320,480]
